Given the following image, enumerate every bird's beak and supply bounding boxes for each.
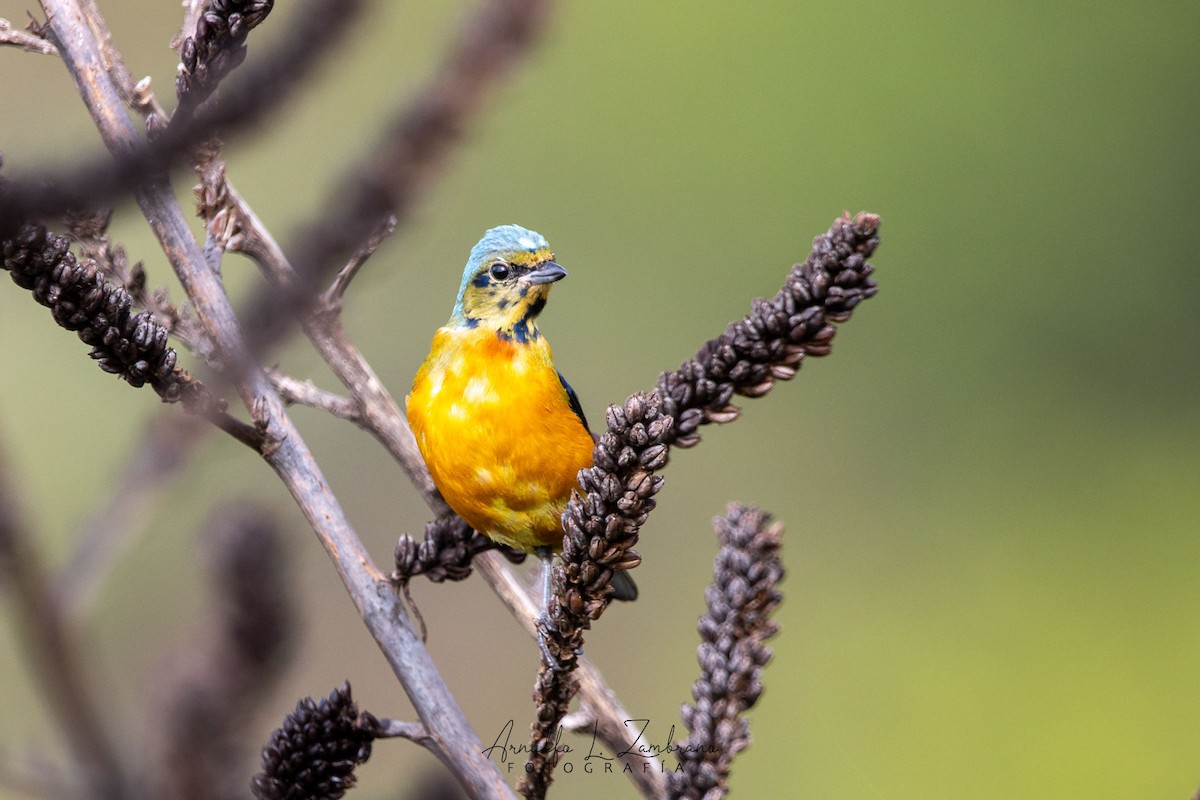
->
[524,261,567,284]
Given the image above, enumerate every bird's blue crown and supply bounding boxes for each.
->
[466,224,549,271]
[451,224,552,321]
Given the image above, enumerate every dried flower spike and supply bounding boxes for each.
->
[177,0,275,110]
[520,212,880,799]
[252,682,376,800]
[669,503,784,800]
[1,222,220,412]
[393,515,526,586]
[655,211,881,448]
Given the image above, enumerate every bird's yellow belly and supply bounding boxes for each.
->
[407,332,594,552]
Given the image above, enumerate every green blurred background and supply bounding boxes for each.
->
[2,1,1198,798]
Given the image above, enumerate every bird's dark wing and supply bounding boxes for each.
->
[558,370,591,434]
[557,370,638,602]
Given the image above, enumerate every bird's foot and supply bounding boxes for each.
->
[535,615,578,673]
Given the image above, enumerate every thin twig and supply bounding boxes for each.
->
[323,214,398,312]
[194,151,443,506]
[269,369,361,421]
[74,0,169,119]
[369,718,433,745]
[0,17,57,54]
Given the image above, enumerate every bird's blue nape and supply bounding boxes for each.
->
[450,224,551,322]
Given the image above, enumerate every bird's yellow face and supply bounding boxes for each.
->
[455,244,566,343]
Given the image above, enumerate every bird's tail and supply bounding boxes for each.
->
[611,569,638,602]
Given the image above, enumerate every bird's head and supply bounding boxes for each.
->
[449,224,566,342]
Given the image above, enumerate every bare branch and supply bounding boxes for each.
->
[269,369,360,421]
[193,150,445,507]
[0,17,57,54]
[323,214,398,312]
[193,145,291,274]
[368,718,433,745]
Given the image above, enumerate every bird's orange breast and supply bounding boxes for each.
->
[407,328,595,552]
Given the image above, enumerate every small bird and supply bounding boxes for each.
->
[407,225,635,622]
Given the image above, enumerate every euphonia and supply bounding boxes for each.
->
[407,225,635,616]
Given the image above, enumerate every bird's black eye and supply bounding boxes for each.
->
[489,262,511,281]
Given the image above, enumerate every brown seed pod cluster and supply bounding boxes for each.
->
[669,503,784,800]
[2,222,218,411]
[177,0,275,108]
[393,515,526,585]
[656,211,881,445]
[252,682,376,800]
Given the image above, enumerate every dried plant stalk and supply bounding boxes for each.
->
[520,212,881,798]
[669,504,784,800]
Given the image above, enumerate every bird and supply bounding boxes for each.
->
[406,224,636,628]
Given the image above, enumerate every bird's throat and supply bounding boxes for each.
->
[491,294,546,343]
